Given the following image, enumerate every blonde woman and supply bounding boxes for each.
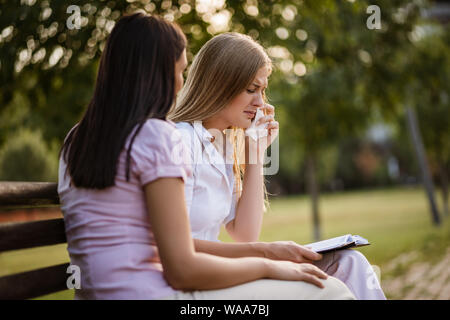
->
[169,33,386,300]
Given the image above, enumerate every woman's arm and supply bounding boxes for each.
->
[144,177,327,290]
[225,163,264,242]
[225,104,279,242]
[194,239,323,264]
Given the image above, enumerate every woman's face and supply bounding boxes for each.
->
[207,65,270,130]
[174,49,188,95]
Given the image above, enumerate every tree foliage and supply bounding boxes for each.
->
[0,0,447,193]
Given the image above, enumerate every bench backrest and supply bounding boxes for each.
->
[0,182,69,300]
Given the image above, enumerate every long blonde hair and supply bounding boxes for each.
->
[168,32,271,202]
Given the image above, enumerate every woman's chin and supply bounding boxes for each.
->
[239,124,252,130]
[227,119,252,130]
[241,118,253,129]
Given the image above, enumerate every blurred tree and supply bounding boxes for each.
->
[362,2,449,225]
[396,24,450,217]
[0,128,57,181]
[0,0,207,144]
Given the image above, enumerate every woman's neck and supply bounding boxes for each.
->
[202,118,228,141]
[202,118,227,132]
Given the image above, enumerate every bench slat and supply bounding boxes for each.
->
[0,182,59,208]
[0,218,67,252]
[0,182,69,299]
[0,263,71,300]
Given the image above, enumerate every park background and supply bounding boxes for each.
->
[0,0,449,299]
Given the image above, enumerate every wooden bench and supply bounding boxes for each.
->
[0,182,69,300]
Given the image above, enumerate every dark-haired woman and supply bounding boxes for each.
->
[58,13,355,300]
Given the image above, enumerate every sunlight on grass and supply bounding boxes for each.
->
[34,290,74,300]
[0,243,70,277]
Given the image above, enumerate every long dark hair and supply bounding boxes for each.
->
[61,13,186,189]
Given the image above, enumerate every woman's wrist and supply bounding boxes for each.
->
[245,163,263,172]
[245,137,266,165]
[260,257,278,279]
[249,241,269,258]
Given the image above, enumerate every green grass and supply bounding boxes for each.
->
[220,186,450,267]
[1,186,449,300]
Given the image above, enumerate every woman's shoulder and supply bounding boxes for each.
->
[174,122,201,154]
[175,121,194,132]
[141,118,177,135]
[174,121,197,144]
[127,118,182,155]
[129,118,192,178]
[137,118,182,141]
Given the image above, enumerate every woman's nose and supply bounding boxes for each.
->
[252,92,264,108]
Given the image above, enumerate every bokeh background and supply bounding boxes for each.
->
[0,0,449,299]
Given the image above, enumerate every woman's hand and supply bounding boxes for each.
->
[266,259,328,288]
[245,104,279,165]
[260,241,323,264]
[256,104,279,148]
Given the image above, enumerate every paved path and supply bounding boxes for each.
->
[381,248,450,300]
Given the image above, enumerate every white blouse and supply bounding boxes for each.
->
[175,121,237,241]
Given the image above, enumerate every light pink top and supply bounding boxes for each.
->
[57,119,191,299]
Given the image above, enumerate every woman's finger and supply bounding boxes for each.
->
[256,115,275,125]
[304,264,328,279]
[300,273,325,288]
[266,121,279,130]
[267,122,279,138]
[299,246,322,261]
[262,104,275,115]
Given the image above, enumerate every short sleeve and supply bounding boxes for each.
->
[130,119,192,186]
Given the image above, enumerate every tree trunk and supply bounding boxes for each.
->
[438,162,449,217]
[306,153,321,241]
[405,106,441,226]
